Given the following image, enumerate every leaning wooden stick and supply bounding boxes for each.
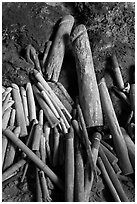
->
[39,170,52,202]
[11,83,28,137]
[45,15,74,82]
[99,146,129,202]
[32,85,60,128]
[112,54,125,90]
[20,86,29,126]
[65,126,74,202]
[77,104,97,179]
[84,132,102,202]
[98,157,121,202]
[121,127,135,170]
[2,92,12,114]
[98,78,133,175]
[2,107,12,130]
[71,24,103,128]
[2,159,26,182]
[9,109,16,127]
[26,82,37,122]
[101,143,118,165]
[37,81,70,129]
[32,123,42,151]
[33,69,72,121]
[53,127,60,167]
[3,126,21,170]
[74,136,84,202]
[3,128,64,190]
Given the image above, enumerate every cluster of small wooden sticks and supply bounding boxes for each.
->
[2,15,135,202]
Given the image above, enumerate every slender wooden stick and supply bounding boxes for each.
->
[40,133,46,164]
[26,82,37,122]
[2,159,26,182]
[2,107,12,130]
[9,109,16,127]
[60,118,68,134]
[40,90,60,119]
[39,170,52,201]
[121,127,135,170]
[71,24,103,128]
[2,92,11,114]
[3,126,21,170]
[112,86,130,106]
[32,123,42,151]
[20,86,29,126]
[101,143,118,165]
[84,132,102,202]
[36,168,43,202]
[32,85,60,128]
[33,69,72,121]
[45,15,74,82]
[99,146,129,202]
[74,136,84,202]
[101,140,113,152]
[112,54,125,90]
[39,109,43,127]
[98,78,133,175]
[3,128,64,190]
[98,157,121,202]
[77,104,97,179]
[11,83,28,137]
[53,127,60,167]
[112,163,122,175]
[65,126,74,202]
[37,82,70,129]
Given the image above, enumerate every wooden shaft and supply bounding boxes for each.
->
[20,162,29,183]
[20,86,29,126]
[101,140,113,152]
[112,54,125,90]
[9,108,16,127]
[39,109,44,127]
[26,82,37,122]
[98,78,133,175]
[45,15,74,82]
[36,168,43,202]
[32,123,42,151]
[74,136,84,202]
[121,127,135,170]
[33,69,72,121]
[101,143,118,165]
[77,104,97,178]
[39,171,52,202]
[65,126,74,202]
[3,126,20,170]
[40,133,46,163]
[40,90,60,119]
[2,159,26,182]
[37,82,70,129]
[112,163,122,175]
[2,107,12,130]
[3,128,64,190]
[99,147,129,202]
[32,85,60,128]
[53,127,60,167]
[98,157,121,202]
[60,117,68,134]
[71,24,103,128]
[11,83,28,137]
[84,132,102,202]
[2,92,11,114]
